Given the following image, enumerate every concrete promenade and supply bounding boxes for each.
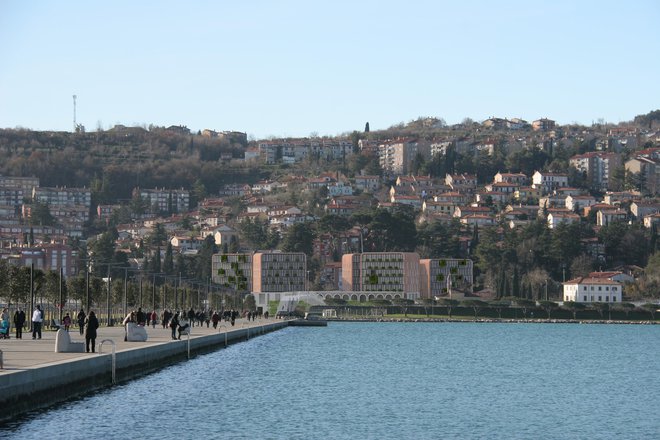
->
[0,317,290,424]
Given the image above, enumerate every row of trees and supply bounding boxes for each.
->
[0,259,244,316]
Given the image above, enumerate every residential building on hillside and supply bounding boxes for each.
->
[341,252,420,300]
[563,277,622,303]
[422,200,455,216]
[354,175,381,193]
[569,151,622,191]
[565,195,597,212]
[630,201,660,221]
[596,208,628,226]
[1,243,77,277]
[137,188,189,214]
[378,139,430,175]
[514,186,542,203]
[494,172,528,185]
[0,175,39,192]
[32,187,91,207]
[212,253,252,292]
[625,153,659,194]
[419,258,473,298]
[445,174,478,192]
[532,171,568,194]
[547,211,580,229]
[603,190,641,206]
[252,252,307,293]
[210,225,238,247]
[532,118,556,131]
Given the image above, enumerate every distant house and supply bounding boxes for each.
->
[532,171,568,194]
[562,277,622,303]
[460,213,495,227]
[565,195,597,212]
[630,201,660,221]
[485,182,519,194]
[588,271,635,284]
[532,118,556,131]
[422,200,455,216]
[494,172,528,185]
[547,211,580,229]
[354,175,381,193]
[596,208,628,226]
[211,225,238,247]
[643,212,660,229]
[445,174,478,192]
[515,186,542,203]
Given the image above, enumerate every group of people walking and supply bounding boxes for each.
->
[2,304,269,350]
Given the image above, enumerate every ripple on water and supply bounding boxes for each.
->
[2,323,659,440]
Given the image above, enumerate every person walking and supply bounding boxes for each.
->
[84,311,99,353]
[32,305,43,339]
[77,309,86,335]
[170,311,179,340]
[13,307,26,339]
[62,312,72,331]
[187,307,195,328]
[150,310,157,328]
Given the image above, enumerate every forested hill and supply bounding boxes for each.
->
[0,126,262,202]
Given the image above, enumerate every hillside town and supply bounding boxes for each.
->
[1,112,660,312]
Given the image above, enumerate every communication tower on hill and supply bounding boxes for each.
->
[72,94,77,132]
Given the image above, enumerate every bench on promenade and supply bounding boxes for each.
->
[126,322,148,342]
[54,329,85,353]
[50,319,62,330]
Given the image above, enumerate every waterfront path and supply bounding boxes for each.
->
[0,317,279,373]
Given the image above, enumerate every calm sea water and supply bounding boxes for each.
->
[3,322,660,439]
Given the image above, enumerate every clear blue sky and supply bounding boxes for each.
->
[1,0,658,140]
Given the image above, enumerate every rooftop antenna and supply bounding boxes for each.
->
[72,94,77,132]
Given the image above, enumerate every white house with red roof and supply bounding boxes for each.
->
[563,277,622,303]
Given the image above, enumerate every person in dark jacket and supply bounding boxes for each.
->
[13,307,26,339]
[85,311,99,353]
[187,308,195,327]
[170,311,179,340]
[136,307,145,326]
[77,309,86,335]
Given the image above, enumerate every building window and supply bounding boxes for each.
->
[606,296,609,302]
[598,296,602,301]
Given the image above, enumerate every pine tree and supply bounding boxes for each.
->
[150,246,161,274]
[163,243,174,275]
[365,122,370,133]
[512,267,520,298]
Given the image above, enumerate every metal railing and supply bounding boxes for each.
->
[99,339,116,384]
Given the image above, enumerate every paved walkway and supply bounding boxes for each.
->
[0,318,280,373]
